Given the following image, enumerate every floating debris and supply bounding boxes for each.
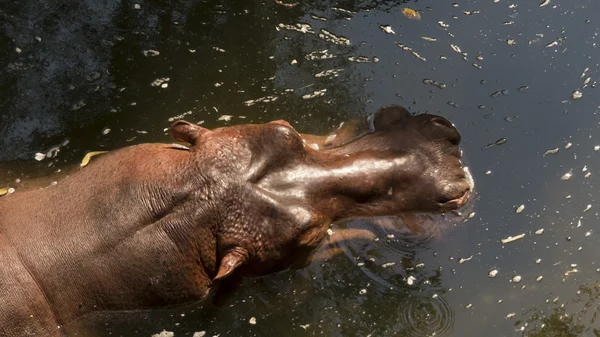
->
[379,25,395,34]
[277,23,314,34]
[438,21,449,28]
[332,7,356,14]
[501,233,525,244]
[571,90,583,100]
[539,0,550,7]
[359,288,367,295]
[397,43,427,62]
[348,56,377,63]
[507,39,516,45]
[488,269,499,278]
[584,204,592,212]
[218,115,233,121]
[274,0,298,7]
[151,77,170,88]
[535,229,544,235]
[80,151,109,168]
[450,44,462,54]
[0,188,7,196]
[516,204,525,213]
[249,317,257,325]
[483,138,507,149]
[305,50,336,60]
[543,147,559,156]
[422,36,437,42]
[560,170,572,180]
[458,256,473,264]
[565,142,572,149]
[299,324,310,330]
[34,152,46,161]
[314,68,344,78]
[511,275,522,283]
[244,96,278,106]
[536,259,542,264]
[401,8,421,20]
[302,89,327,100]
[318,29,351,45]
[143,50,160,57]
[423,78,446,89]
[506,312,516,319]
[381,262,396,268]
[536,276,543,282]
[406,275,417,285]
[411,51,426,62]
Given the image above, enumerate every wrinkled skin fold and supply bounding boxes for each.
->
[0,105,471,336]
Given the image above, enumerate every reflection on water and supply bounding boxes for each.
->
[3,0,600,336]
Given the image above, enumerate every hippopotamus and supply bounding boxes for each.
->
[0,105,471,336]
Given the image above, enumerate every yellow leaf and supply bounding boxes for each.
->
[0,188,7,196]
[402,8,421,20]
[80,151,109,168]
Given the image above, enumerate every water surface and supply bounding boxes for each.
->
[2,0,600,336]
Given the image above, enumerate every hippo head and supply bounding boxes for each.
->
[170,105,471,288]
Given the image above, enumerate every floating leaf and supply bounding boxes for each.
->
[80,151,109,167]
[401,8,421,20]
[0,188,7,196]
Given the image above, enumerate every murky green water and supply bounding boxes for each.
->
[3,0,600,336]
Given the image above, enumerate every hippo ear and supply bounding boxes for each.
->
[214,248,249,281]
[371,105,411,131]
[170,120,208,146]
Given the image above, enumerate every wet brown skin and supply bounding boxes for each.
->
[0,105,470,336]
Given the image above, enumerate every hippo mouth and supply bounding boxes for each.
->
[443,166,474,209]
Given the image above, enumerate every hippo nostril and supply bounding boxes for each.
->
[430,117,461,145]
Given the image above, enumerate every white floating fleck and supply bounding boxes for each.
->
[536,276,543,282]
[512,275,522,283]
[501,233,525,244]
[290,59,297,65]
[438,21,449,28]
[406,275,417,285]
[458,256,473,264]
[536,259,542,264]
[134,3,141,9]
[506,312,516,319]
[381,262,396,268]
[535,229,544,235]
[565,142,572,149]
[488,269,498,278]
[193,332,206,337]
[516,204,525,213]
[299,324,310,330]
[543,148,559,156]
[318,29,351,45]
[422,36,437,42]
[379,25,395,34]
[595,145,600,151]
[277,23,314,34]
[359,288,367,295]
[327,228,333,236]
[302,89,327,100]
[485,170,492,175]
[465,303,473,309]
[571,90,583,100]
[584,204,592,212]
[34,152,46,161]
[249,317,257,325]
[218,115,233,122]
[540,0,550,7]
[560,171,572,180]
[143,50,160,57]
[586,231,592,237]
